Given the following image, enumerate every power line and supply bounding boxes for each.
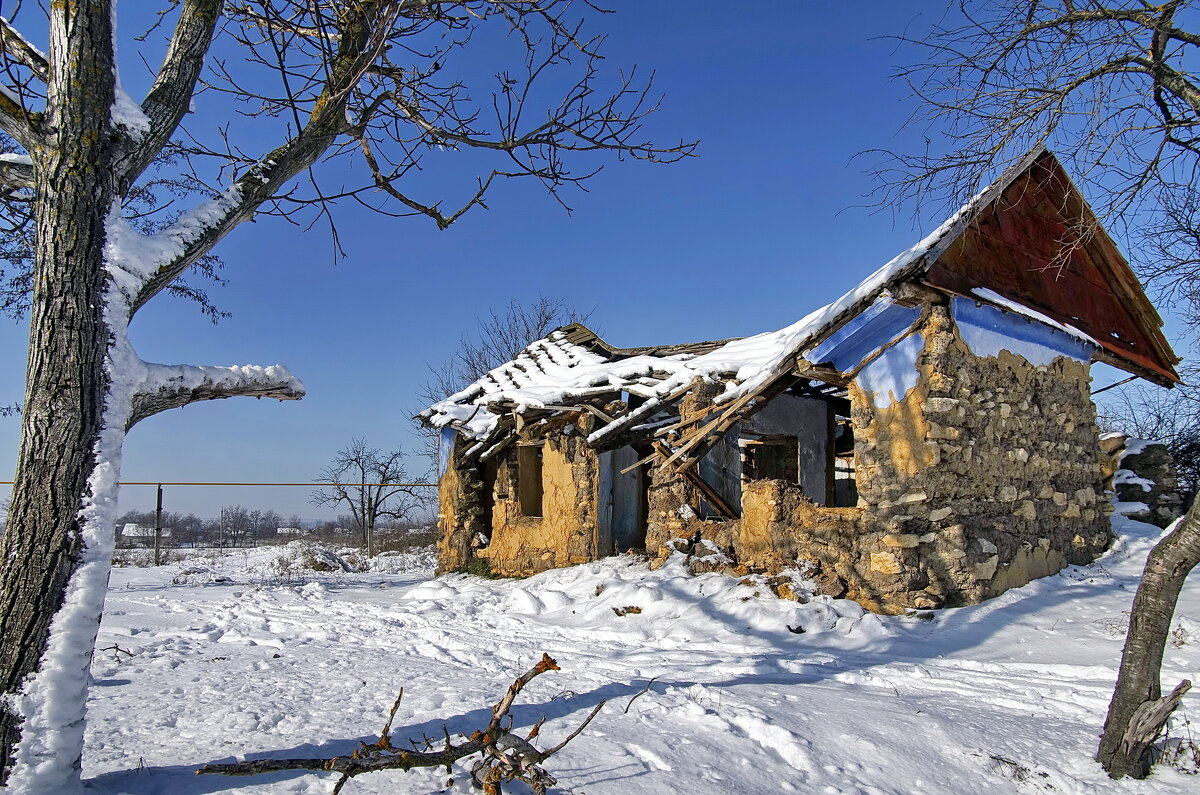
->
[0,481,435,487]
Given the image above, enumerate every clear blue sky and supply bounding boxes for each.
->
[0,2,1182,522]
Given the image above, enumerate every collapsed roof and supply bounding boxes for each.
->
[421,148,1179,488]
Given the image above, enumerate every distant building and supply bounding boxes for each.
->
[119,523,171,548]
[120,523,170,539]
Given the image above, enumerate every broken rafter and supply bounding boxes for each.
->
[659,371,799,474]
[678,465,738,520]
[841,306,931,383]
[463,419,513,463]
[586,381,693,448]
[619,447,659,475]
[656,390,763,471]
[641,438,736,520]
[792,358,848,386]
[477,434,516,463]
[786,381,852,416]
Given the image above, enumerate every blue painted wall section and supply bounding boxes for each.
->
[953,298,1094,367]
[856,333,925,409]
[804,297,920,372]
[439,427,457,475]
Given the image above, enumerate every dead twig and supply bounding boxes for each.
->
[196,654,603,794]
[624,677,659,714]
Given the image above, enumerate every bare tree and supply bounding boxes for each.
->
[877,0,1200,779]
[312,439,420,555]
[874,1,1200,275]
[0,1,691,788]
[426,296,593,399]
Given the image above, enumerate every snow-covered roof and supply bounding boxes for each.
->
[422,147,1173,446]
[422,157,1036,442]
[121,523,170,538]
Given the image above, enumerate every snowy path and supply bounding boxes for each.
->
[81,521,1199,794]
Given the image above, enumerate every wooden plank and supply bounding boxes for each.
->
[663,372,800,474]
[658,386,764,470]
[587,380,695,447]
[663,441,737,520]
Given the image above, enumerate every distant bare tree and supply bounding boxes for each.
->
[312,439,419,555]
[415,295,591,479]
[873,0,1200,316]
[421,296,593,402]
[877,1,1200,779]
[219,505,252,548]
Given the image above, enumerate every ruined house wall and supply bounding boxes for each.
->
[1111,439,1183,527]
[440,302,1112,613]
[642,303,1110,613]
[434,443,487,575]
[848,303,1110,609]
[478,433,600,577]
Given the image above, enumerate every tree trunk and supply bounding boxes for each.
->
[1096,502,1200,778]
[0,0,118,786]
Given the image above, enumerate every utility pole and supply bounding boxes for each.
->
[153,484,163,566]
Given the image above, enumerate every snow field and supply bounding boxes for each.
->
[81,518,1198,794]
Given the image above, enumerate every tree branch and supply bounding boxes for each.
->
[0,17,48,83]
[127,362,305,430]
[128,1,399,316]
[196,653,604,795]
[0,87,40,151]
[0,154,33,190]
[120,0,224,188]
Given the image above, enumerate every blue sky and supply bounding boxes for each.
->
[0,2,1180,521]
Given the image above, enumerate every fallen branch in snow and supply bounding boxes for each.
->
[624,676,659,714]
[195,653,605,794]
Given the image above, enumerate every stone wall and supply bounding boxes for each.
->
[437,430,601,578]
[640,303,1111,613]
[1109,437,1183,527]
[848,304,1110,609]
[484,433,600,575]
[435,445,487,574]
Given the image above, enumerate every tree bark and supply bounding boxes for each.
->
[1096,502,1200,779]
[0,0,117,784]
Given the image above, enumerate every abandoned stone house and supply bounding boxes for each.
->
[420,148,1180,614]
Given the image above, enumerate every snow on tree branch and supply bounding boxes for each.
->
[0,83,40,151]
[127,362,305,431]
[128,2,401,314]
[0,17,48,83]
[0,152,33,190]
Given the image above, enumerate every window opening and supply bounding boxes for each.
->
[742,436,800,482]
[517,444,544,517]
[832,414,858,507]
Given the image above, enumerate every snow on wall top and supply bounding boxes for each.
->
[422,149,1080,442]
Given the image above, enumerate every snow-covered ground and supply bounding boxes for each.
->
[81,523,1198,794]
